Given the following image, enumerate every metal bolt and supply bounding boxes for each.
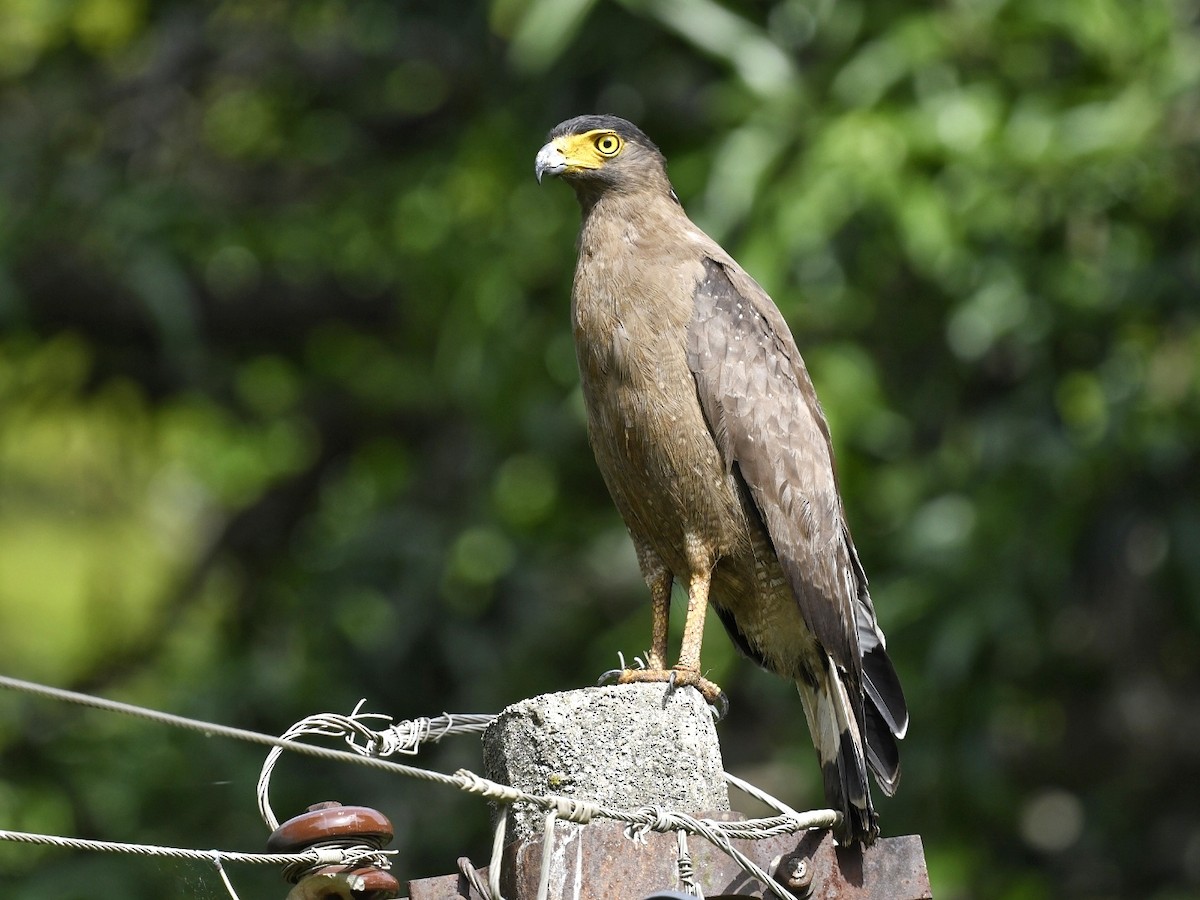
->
[779,856,814,897]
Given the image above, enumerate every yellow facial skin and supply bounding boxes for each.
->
[534,130,625,181]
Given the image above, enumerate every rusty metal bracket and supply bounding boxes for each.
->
[401,816,930,900]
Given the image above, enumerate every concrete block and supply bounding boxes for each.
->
[482,684,729,843]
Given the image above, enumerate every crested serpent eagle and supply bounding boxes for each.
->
[535,115,908,844]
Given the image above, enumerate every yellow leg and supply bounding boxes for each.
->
[647,571,671,670]
[610,564,726,716]
[669,569,723,708]
[676,569,710,672]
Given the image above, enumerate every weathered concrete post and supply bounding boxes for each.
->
[482,683,729,843]
[402,682,932,900]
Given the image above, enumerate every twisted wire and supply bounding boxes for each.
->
[676,829,703,898]
[0,674,840,900]
[458,856,493,899]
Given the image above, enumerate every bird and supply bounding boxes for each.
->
[534,115,908,844]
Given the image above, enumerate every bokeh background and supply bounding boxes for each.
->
[1,1,1198,897]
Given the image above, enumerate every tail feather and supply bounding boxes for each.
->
[864,700,900,796]
[861,640,905,798]
[862,644,908,742]
[849,538,909,744]
[855,596,909,741]
[796,658,878,845]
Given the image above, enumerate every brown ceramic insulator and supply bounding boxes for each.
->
[267,804,394,853]
[297,865,401,899]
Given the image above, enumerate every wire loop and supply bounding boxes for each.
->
[0,674,841,900]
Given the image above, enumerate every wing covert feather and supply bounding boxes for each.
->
[686,256,858,675]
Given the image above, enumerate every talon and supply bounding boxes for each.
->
[668,668,728,719]
[710,690,730,722]
[598,666,729,717]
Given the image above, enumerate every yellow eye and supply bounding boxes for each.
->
[594,133,622,156]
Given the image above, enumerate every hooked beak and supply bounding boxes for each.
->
[535,141,567,183]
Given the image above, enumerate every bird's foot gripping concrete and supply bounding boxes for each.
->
[597,666,729,720]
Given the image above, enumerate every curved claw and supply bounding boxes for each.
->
[597,665,725,722]
[709,689,730,722]
[672,670,729,722]
[597,668,625,686]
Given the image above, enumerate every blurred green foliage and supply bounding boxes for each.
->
[1,0,1198,897]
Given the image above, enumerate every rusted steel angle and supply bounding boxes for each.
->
[403,816,930,900]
